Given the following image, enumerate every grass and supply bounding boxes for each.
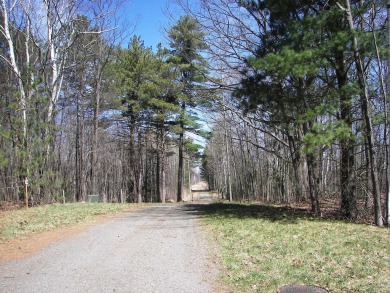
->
[2,201,389,292]
[0,203,142,242]
[198,202,390,293]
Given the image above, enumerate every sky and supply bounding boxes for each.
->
[122,0,208,147]
[124,0,177,49]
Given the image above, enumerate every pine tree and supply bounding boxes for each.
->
[116,39,184,202]
[145,45,181,202]
[233,0,362,217]
[116,36,155,202]
[167,15,209,202]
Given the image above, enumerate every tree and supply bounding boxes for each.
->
[116,38,182,203]
[167,15,209,202]
[88,0,126,196]
[336,0,383,225]
[147,45,181,202]
[178,0,388,224]
[231,1,334,215]
[0,0,128,202]
[385,0,390,226]
[116,36,155,202]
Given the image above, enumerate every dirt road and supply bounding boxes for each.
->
[0,204,218,293]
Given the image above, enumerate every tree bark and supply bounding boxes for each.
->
[136,126,143,203]
[334,46,357,219]
[343,0,383,226]
[383,0,390,225]
[177,102,185,202]
[91,66,101,196]
[160,124,166,203]
[75,91,86,202]
[303,122,321,216]
[223,100,232,202]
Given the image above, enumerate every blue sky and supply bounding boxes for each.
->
[122,0,208,147]
[124,0,176,49]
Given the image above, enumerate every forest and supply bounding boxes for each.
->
[0,0,389,226]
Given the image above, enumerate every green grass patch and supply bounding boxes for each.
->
[0,203,142,242]
[199,202,390,293]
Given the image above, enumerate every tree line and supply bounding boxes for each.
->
[1,0,389,227]
[186,0,389,226]
[1,0,206,204]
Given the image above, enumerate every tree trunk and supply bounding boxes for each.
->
[156,121,166,203]
[302,121,321,216]
[383,0,390,225]
[223,98,232,202]
[306,153,320,216]
[91,72,101,196]
[343,0,383,226]
[161,126,166,203]
[128,115,139,202]
[334,49,357,219]
[156,150,161,202]
[75,92,86,202]
[177,102,185,202]
[340,132,357,219]
[287,128,308,202]
[136,129,143,203]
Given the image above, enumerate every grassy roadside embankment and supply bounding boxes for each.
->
[200,202,390,293]
[0,203,142,242]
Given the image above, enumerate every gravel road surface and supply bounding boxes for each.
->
[0,204,218,293]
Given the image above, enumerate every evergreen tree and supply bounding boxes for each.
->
[167,15,209,202]
[234,1,324,215]
[116,38,184,202]
[234,0,361,217]
[145,44,181,202]
[116,36,155,202]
